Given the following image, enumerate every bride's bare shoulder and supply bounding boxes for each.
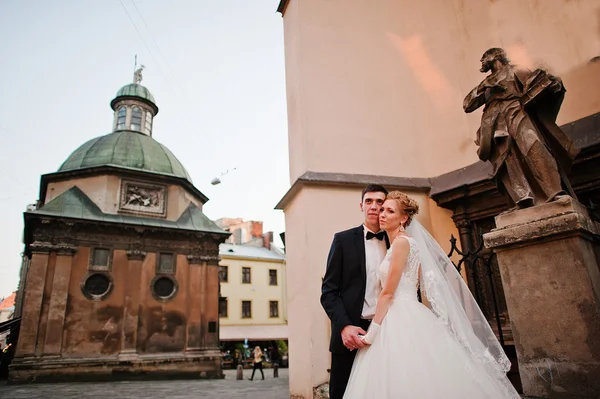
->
[390,236,410,258]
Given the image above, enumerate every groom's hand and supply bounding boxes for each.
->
[341,325,367,351]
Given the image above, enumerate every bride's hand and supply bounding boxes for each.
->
[361,322,381,345]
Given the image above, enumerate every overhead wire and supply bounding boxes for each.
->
[130,0,190,102]
[116,0,217,181]
[118,0,173,91]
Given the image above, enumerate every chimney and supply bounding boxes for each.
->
[232,228,242,245]
[251,221,264,238]
[262,231,273,250]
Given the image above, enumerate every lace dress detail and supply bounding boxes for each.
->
[377,236,420,301]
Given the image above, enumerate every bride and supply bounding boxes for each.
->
[343,191,520,398]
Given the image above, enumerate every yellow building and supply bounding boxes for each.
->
[218,241,287,344]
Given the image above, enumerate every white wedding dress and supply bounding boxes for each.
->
[343,235,520,398]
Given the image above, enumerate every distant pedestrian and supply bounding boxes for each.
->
[249,346,264,381]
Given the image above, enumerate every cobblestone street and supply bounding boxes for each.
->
[0,368,290,399]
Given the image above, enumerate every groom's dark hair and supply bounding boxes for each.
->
[361,184,388,201]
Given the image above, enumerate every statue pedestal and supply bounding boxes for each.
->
[484,197,600,398]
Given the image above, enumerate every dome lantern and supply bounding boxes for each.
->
[110,65,158,136]
[58,69,192,182]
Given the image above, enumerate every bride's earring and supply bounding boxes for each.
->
[399,224,405,232]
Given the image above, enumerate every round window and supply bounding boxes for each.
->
[152,276,177,301]
[81,273,112,300]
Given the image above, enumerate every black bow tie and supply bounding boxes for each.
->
[366,231,385,241]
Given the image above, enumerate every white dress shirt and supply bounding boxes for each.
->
[361,225,387,319]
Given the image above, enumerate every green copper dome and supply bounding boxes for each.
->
[115,83,155,103]
[59,131,192,181]
[111,83,158,114]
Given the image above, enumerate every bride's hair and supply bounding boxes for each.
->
[386,191,419,226]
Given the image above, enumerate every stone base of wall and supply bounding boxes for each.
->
[8,351,223,384]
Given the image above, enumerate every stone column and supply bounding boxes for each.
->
[43,244,77,356]
[14,242,51,358]
[204,255,220,349]
[186,254,204,353]
[119,249,146,360]
[484,197,600,398]
[199,258,208,349]
[186,254,221,353]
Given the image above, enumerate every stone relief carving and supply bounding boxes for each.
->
[29,218,222,254]
[29,241,77,255]
[119,179,167,217]
[126,249,147,261]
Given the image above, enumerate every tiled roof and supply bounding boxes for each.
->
[0,293,15,310]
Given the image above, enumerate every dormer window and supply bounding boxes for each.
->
[144,111,153,135]
[130,106,142,131]
[116,106,127,130]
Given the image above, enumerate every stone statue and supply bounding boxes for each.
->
[133,64,145,84]
[464,48,579,209]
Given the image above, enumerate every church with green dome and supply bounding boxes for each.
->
[10,73,229,383]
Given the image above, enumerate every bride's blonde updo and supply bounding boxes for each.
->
[386,191,419,227]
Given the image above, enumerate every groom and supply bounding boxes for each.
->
[321,184,389,399]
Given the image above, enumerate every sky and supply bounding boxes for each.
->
[0,1,289,297]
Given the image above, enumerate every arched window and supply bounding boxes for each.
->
[144,111,153,135]
[116,106,127,129]
[130,106,142,131]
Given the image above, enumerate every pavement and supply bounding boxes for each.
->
[0,368,290,399]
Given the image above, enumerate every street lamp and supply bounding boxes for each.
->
[210,168,237,186]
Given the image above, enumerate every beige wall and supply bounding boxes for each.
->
[0,308,12,324]
[283,0,600,182]
[557,61,600,125]
[46,175,204,220]
[47,176,117,212]
[219,256,287,327]
[283,186,331,398]
[280,1,600,396]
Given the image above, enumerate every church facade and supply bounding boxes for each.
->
[9,74,229,383]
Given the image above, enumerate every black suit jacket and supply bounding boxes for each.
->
[320,225,369,355]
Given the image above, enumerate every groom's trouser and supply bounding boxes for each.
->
[329,319,371,399]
